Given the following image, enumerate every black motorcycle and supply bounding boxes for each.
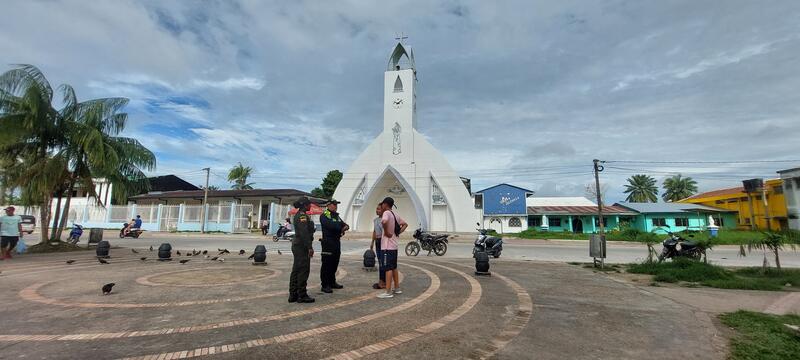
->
[657,231,701,262]
[405,228,448,256]
[473,224,503,258]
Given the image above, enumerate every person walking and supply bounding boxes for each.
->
[371,204,385,289]
[378,197,407,298]
[0,206,23,260]
[319,199,349,293]
[288,197,316,303]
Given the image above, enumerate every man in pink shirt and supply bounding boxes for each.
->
[378,197,407,298]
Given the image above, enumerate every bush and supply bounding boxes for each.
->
[628,258,733,283]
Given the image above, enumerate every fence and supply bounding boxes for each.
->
[2,203,255,234]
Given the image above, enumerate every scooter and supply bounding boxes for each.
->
[658,231,701,262]
[119,223,144,238]
[68,224,84,245]
[273,225,295,242]
[473,223,503,258]
[405,228,448,256]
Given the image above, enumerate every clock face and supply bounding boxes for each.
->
[392,98,404,109]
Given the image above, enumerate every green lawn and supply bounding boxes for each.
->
[720,311,800,360]
[627,259,800,291]
[507,228,787,245]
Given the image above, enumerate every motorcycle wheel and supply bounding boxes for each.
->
[118,232,124,239]
[433,241,447,256]
[657,250,668,263]
[493,251,501,258]
[133,232,140,238]
[405,242,421,257]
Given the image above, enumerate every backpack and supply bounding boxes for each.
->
[363,249,376,268]
[389,211,403,236]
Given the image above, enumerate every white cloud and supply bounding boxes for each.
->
[190,77,265,91]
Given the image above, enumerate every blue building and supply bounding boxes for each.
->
[614,202,737,234]
[474,184,534,233]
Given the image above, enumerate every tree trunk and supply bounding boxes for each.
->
[39,195,52,245]
[774,248,781,272]
[49,190,63,241]
[55,176,77,241]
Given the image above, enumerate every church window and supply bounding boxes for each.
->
[508,217,522,227]
[432,182,446,205]
[393,76,403,92]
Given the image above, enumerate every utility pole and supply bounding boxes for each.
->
[762,184,772,232]
[201,168,210,234]
[592,159,606,269]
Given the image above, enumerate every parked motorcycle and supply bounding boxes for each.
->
[119,223,144,238]
[657,231,701,262]
[405,228,448,256]
[473,223,503,258]
[67,224,84,245]
[273,225,295,242]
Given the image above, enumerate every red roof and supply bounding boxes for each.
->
[683,186,745,201]
[527,205,636,215]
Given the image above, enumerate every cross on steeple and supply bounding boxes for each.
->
[394,32,408,44]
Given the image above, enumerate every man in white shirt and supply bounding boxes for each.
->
[0,206,23,260]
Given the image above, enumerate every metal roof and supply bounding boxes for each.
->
[129,188,312,200]
[614,202,735,214]
[474,183,534,194]
[526,197,596,207]
[527,205,636,216]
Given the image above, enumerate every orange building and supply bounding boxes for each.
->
[680,179,788,230]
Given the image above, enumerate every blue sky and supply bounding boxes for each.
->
[2,1,800,202]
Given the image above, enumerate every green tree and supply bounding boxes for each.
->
[740,231,799,272]
[228,162,254,190]
[661,174,698,202]
[201,185,219,191]
[310,170,343,199]
[623,174,658,203]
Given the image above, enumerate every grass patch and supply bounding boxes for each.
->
[507,228,782,245]
[720,310,800,360]
[27,241,89,253]
[627,259,800,291]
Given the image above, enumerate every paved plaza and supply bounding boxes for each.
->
[0,241,765,360]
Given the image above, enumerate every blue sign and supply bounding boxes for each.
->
[478,184,530,215]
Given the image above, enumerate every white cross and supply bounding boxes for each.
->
[395,33,408,44]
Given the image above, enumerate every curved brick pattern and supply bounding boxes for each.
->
[115,263,441,360]
[324,261,484,360]
[466,271,533,359]
[135,267,283,287]
[19,269,345,308]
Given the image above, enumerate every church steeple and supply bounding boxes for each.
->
[384,40,417,133]
[387,42,416,72]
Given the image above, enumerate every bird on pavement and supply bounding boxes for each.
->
[179,259,190,264]
[193,249,199,256]
[140,257,147,261]
[98,258,109,264]
[217,248,223,252]
[219,249,230,255]
[66,260,76,264]
[217,258,225,262]
[277,249,282,255]
[202,250,208,255]
[176,250,181,256]
[131,248,139,254]
[149,245,153,251]
[248,253,255,260]
[210,256,218,261]
[239,249,245,255]
[102,283,115,295]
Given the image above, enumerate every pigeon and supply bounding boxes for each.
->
[219,249,230,255]
[131,249,139,254]
[140,257,147,261]
[217,258,225,262]
[277,249,282,255]
[102,283,115,295]
[179,259,190,264]
[202,250,208,255]
[193,249,199,256]
[210,256,218,261]
[239,249,245,255]
[176,250,181,256]
[66,260,76,264]
[217,248,223,252]
[149,245,154,251]
[98,258,109,264]
[248,253,255,260]
[204,255,210,259]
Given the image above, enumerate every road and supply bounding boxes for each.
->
[93,231,800,268]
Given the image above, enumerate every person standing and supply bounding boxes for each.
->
[371,204,385,289]
[378,197,407,299]
[319,199,349,293]
[288,197,316,303]
[0,206,23,260]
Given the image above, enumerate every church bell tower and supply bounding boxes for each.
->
[383,42,417,160]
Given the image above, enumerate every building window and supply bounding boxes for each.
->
[652,218,667,227]
[675,218,689,227]
[716,217,725,227]
[508,217,522,227]
[715,200,725,204]
[474,194,483,209]
[550,218,562,227]
[594,217,608,227]
[393,76,403,92]
[529,216,542,227]
[773,185,783,194]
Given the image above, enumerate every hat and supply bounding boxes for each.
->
[4,206,14,211]
[326,199,341,205]
[379,197,396,208]
[296,196,311,207]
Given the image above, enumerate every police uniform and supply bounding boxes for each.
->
[288,199,316,303]
[319,203,347,292]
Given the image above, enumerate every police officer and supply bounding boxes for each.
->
[319,199,349,293]
[288,197,316,303]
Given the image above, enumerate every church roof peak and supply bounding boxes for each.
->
[387,42,416,71]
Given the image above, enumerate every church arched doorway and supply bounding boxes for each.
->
[355,166,424,232]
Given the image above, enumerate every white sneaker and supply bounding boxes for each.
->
[377,292,394,299]
[392,289,402,294]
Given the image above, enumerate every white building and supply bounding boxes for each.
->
[333,41,478,232]
[778,167,800,230]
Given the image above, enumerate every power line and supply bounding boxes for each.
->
[604,159,800,164]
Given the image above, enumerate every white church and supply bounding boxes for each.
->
[333,41,479,232]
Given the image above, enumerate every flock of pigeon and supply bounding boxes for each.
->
[61,246,283,296]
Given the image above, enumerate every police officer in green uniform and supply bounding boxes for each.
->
[319,199,349,293]
[288,197,316,303]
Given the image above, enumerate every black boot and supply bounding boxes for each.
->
[288,293,298,303]
[297,294,315,303]
[332,283,344,289]
[321,286,333,293]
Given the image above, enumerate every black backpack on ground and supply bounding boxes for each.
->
[363,249,376,268]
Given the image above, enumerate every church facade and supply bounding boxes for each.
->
[332,42,478,232]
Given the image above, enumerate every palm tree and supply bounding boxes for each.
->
[228,162,254,190]
[623,174,658,203]
[661,174,698,202]
[0,65,69,244]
